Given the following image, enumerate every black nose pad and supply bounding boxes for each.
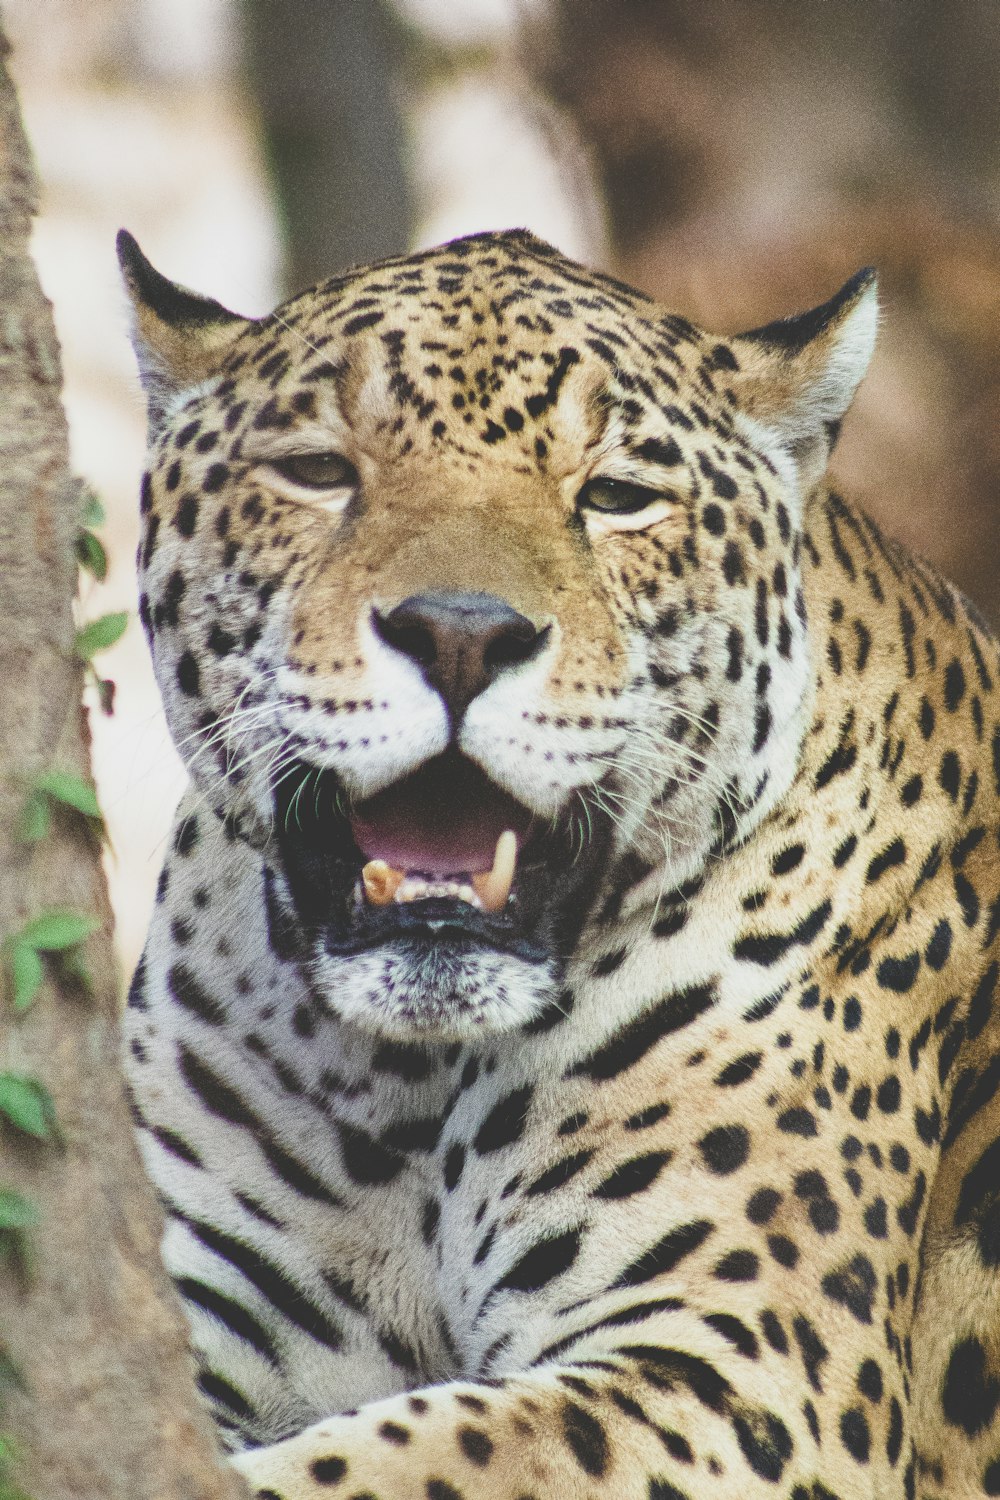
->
[373,590,549,720]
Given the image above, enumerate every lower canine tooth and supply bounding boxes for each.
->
[362,860,404,905]
[472,830,518,914]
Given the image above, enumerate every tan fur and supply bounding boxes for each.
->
[120,231,1000,1500]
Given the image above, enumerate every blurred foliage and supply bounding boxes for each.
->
[544,0,1000,624]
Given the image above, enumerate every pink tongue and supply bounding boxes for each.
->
[349,755,532,877]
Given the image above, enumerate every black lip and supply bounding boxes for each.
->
[271,755,612,963]
[322,895,548,961]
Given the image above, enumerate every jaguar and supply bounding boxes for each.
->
[119,225,1000,1499]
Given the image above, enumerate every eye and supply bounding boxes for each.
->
[577,477,664,515]
[269,452,358,490]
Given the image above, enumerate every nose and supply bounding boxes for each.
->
[373,590,549,720]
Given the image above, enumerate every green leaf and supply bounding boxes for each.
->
[0,1192,38,1231]
[73,610,128,660]
[79,488,105,528]
[9,944,42,1012]
[75,528,108,581]
[19,912,99,952]
[18,791,49,843]
[0,1076,53,1140]
[32,770,102,819]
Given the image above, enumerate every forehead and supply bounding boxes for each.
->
[257,233,713,379]
[286,231,654,323]
[221,233,722,461]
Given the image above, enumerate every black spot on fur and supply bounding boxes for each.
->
[176,650,200,696]
[821,1254,877,1324]
[569,983,717,1081]
[732,1406,793,1482]
[592,1151,672,1199]
[942,1337,1000,1435]
[474,1086,534,1155]
[613,1219,714,1288]
[337,1122,406,1185]
[493,1227,582,1295]
[562,1401,608,1476]
[734,902,832,966]
[167,963,227,1026]
[840,1406,871,1463]
[698,1124,750,1174]
[310,1455,347,1484]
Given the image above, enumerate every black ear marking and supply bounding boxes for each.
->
[740,268,877,352]
[116,229,239,331]
[729,267,878,488]
[117,230,250,429]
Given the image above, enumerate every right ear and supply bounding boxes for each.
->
[117,230,251,427]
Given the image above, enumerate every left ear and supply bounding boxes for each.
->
[728,268,878,489]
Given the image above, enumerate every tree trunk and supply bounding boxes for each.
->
[243,0,414,290]
[0,23,246,1500]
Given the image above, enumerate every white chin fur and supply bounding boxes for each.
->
[309,943,558,1040]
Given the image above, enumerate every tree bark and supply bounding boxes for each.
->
[0,22,247,1500]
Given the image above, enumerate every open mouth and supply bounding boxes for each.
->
[271,750,592,963]
[349,752,533,916]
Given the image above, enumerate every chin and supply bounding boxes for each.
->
[306,939,562,1040]
[268,749,612,1040]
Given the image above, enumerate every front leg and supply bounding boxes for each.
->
[233,1321,817,1500]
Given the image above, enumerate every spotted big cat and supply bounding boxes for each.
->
[120,226,1000,1500]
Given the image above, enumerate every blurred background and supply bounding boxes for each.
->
[6,0,1000,982]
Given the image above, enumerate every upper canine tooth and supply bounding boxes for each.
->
[362,859,404,905]
[472,830,518,914]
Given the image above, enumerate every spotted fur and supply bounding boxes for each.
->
[120,228,1000,1500]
